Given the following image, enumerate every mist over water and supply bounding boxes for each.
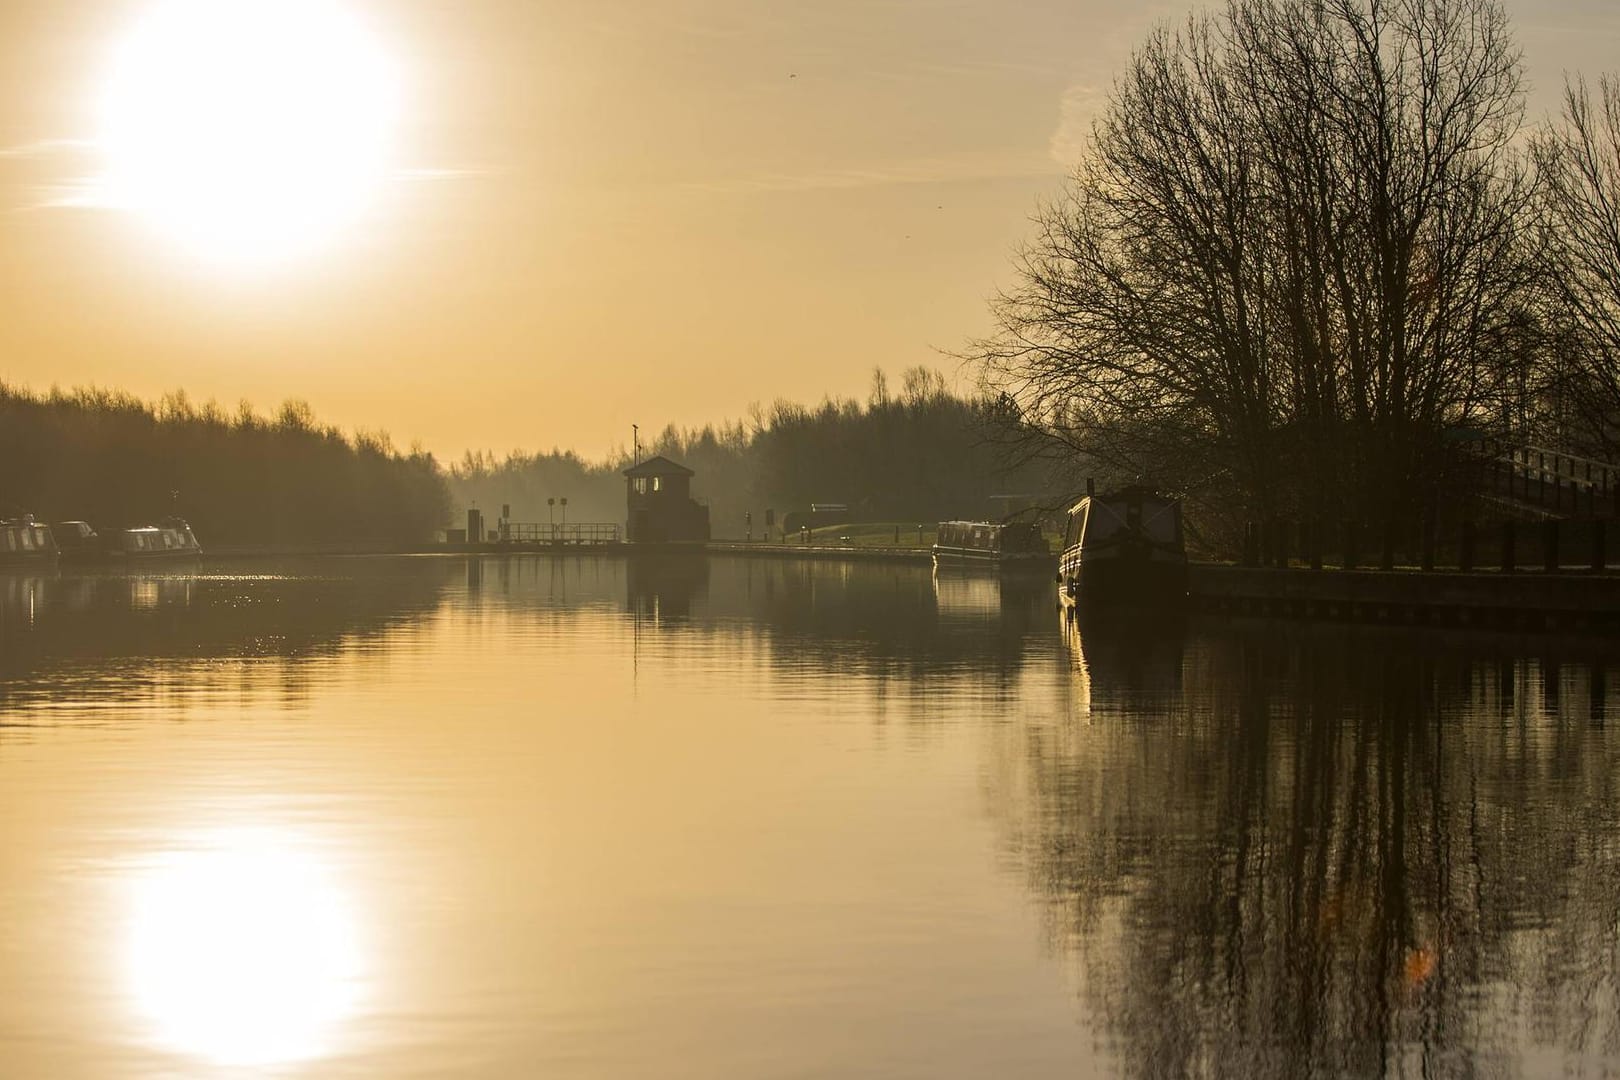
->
[1,555,1616,1078]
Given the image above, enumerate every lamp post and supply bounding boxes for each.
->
[560,497,568,528]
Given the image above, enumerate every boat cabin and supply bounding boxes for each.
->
[933,520,1050,569]
[935,521,1047,555]
[114,519,201,558]
[0,517,58,565]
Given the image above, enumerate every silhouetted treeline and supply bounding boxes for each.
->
[0,385,448,546]
[450,366,1054,536]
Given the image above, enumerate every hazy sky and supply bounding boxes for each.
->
[1,0,1617,461]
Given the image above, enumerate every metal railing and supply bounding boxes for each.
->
[1472,437,1617,516]
[497,522,621,545]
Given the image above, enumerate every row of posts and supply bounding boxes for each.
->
[1242,518,1609,574]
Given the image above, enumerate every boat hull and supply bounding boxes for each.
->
[933,547,1056,574]
[1058,554,1189,610]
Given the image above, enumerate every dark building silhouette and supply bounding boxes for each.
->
[624,456,710,542]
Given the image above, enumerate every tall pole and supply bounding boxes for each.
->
[632,423,639,466]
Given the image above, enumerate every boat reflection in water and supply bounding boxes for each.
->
[1058,604,1187,716]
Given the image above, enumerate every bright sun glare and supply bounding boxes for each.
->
[96,0,402,268]
[124,829,366,1067]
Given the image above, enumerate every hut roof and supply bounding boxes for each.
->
[622,455,695,478]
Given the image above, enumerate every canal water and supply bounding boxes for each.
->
[0,555,1616,1079]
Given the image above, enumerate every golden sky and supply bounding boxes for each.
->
[1,0,1617,461]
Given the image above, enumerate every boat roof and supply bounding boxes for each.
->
[1066,485,1178,515]
[937,519,1039,529]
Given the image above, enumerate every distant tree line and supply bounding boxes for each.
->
[972,0,1620,545]
[449,366,1054,536]
[0,384,448,546]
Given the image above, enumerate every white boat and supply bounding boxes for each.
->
[0,516,59,568]
[932,521,1052,571]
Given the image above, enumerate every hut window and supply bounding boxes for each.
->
[652,476,663,492]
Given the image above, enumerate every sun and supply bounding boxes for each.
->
[96,0,403,268]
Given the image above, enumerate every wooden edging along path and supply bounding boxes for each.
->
[1189,564,1620,631]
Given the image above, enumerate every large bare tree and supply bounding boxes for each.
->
[975,0,1531,535]
[1533,75,1620,457]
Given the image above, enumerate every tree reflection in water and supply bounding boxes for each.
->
[999,615,1620,1078]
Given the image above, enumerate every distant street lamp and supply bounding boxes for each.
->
[560,497,568,526]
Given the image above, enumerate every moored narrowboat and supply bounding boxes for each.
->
[0,516,59,567]
[109,518,202,562]
[932,520,1052,571]
[52,521,101,564]
[1057,486,1187,609]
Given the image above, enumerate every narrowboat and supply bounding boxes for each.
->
[52,520,102,564]
[0,516,59,567]
[1057,486,1187,609]
[108,518,202,562]
[932,520,1052,570]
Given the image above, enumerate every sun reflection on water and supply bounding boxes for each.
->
[122,828,366,1067]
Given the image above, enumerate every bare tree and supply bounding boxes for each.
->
[1532,75,1620,457]
[974,0,1531,539]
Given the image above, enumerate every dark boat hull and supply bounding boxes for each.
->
[933,547,1056,574]
[1059,555,1189,610]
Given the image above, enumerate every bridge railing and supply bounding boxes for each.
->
[1472,437,1617,515]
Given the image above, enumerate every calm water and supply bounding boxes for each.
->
[1,555,1618,1079]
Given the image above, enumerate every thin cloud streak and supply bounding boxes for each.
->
[0,138,94,159]
[685,149,1061,195]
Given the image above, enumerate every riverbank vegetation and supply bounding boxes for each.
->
[450,367,1054,537]
[971,0,1620,547]
[0,385,448,546]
